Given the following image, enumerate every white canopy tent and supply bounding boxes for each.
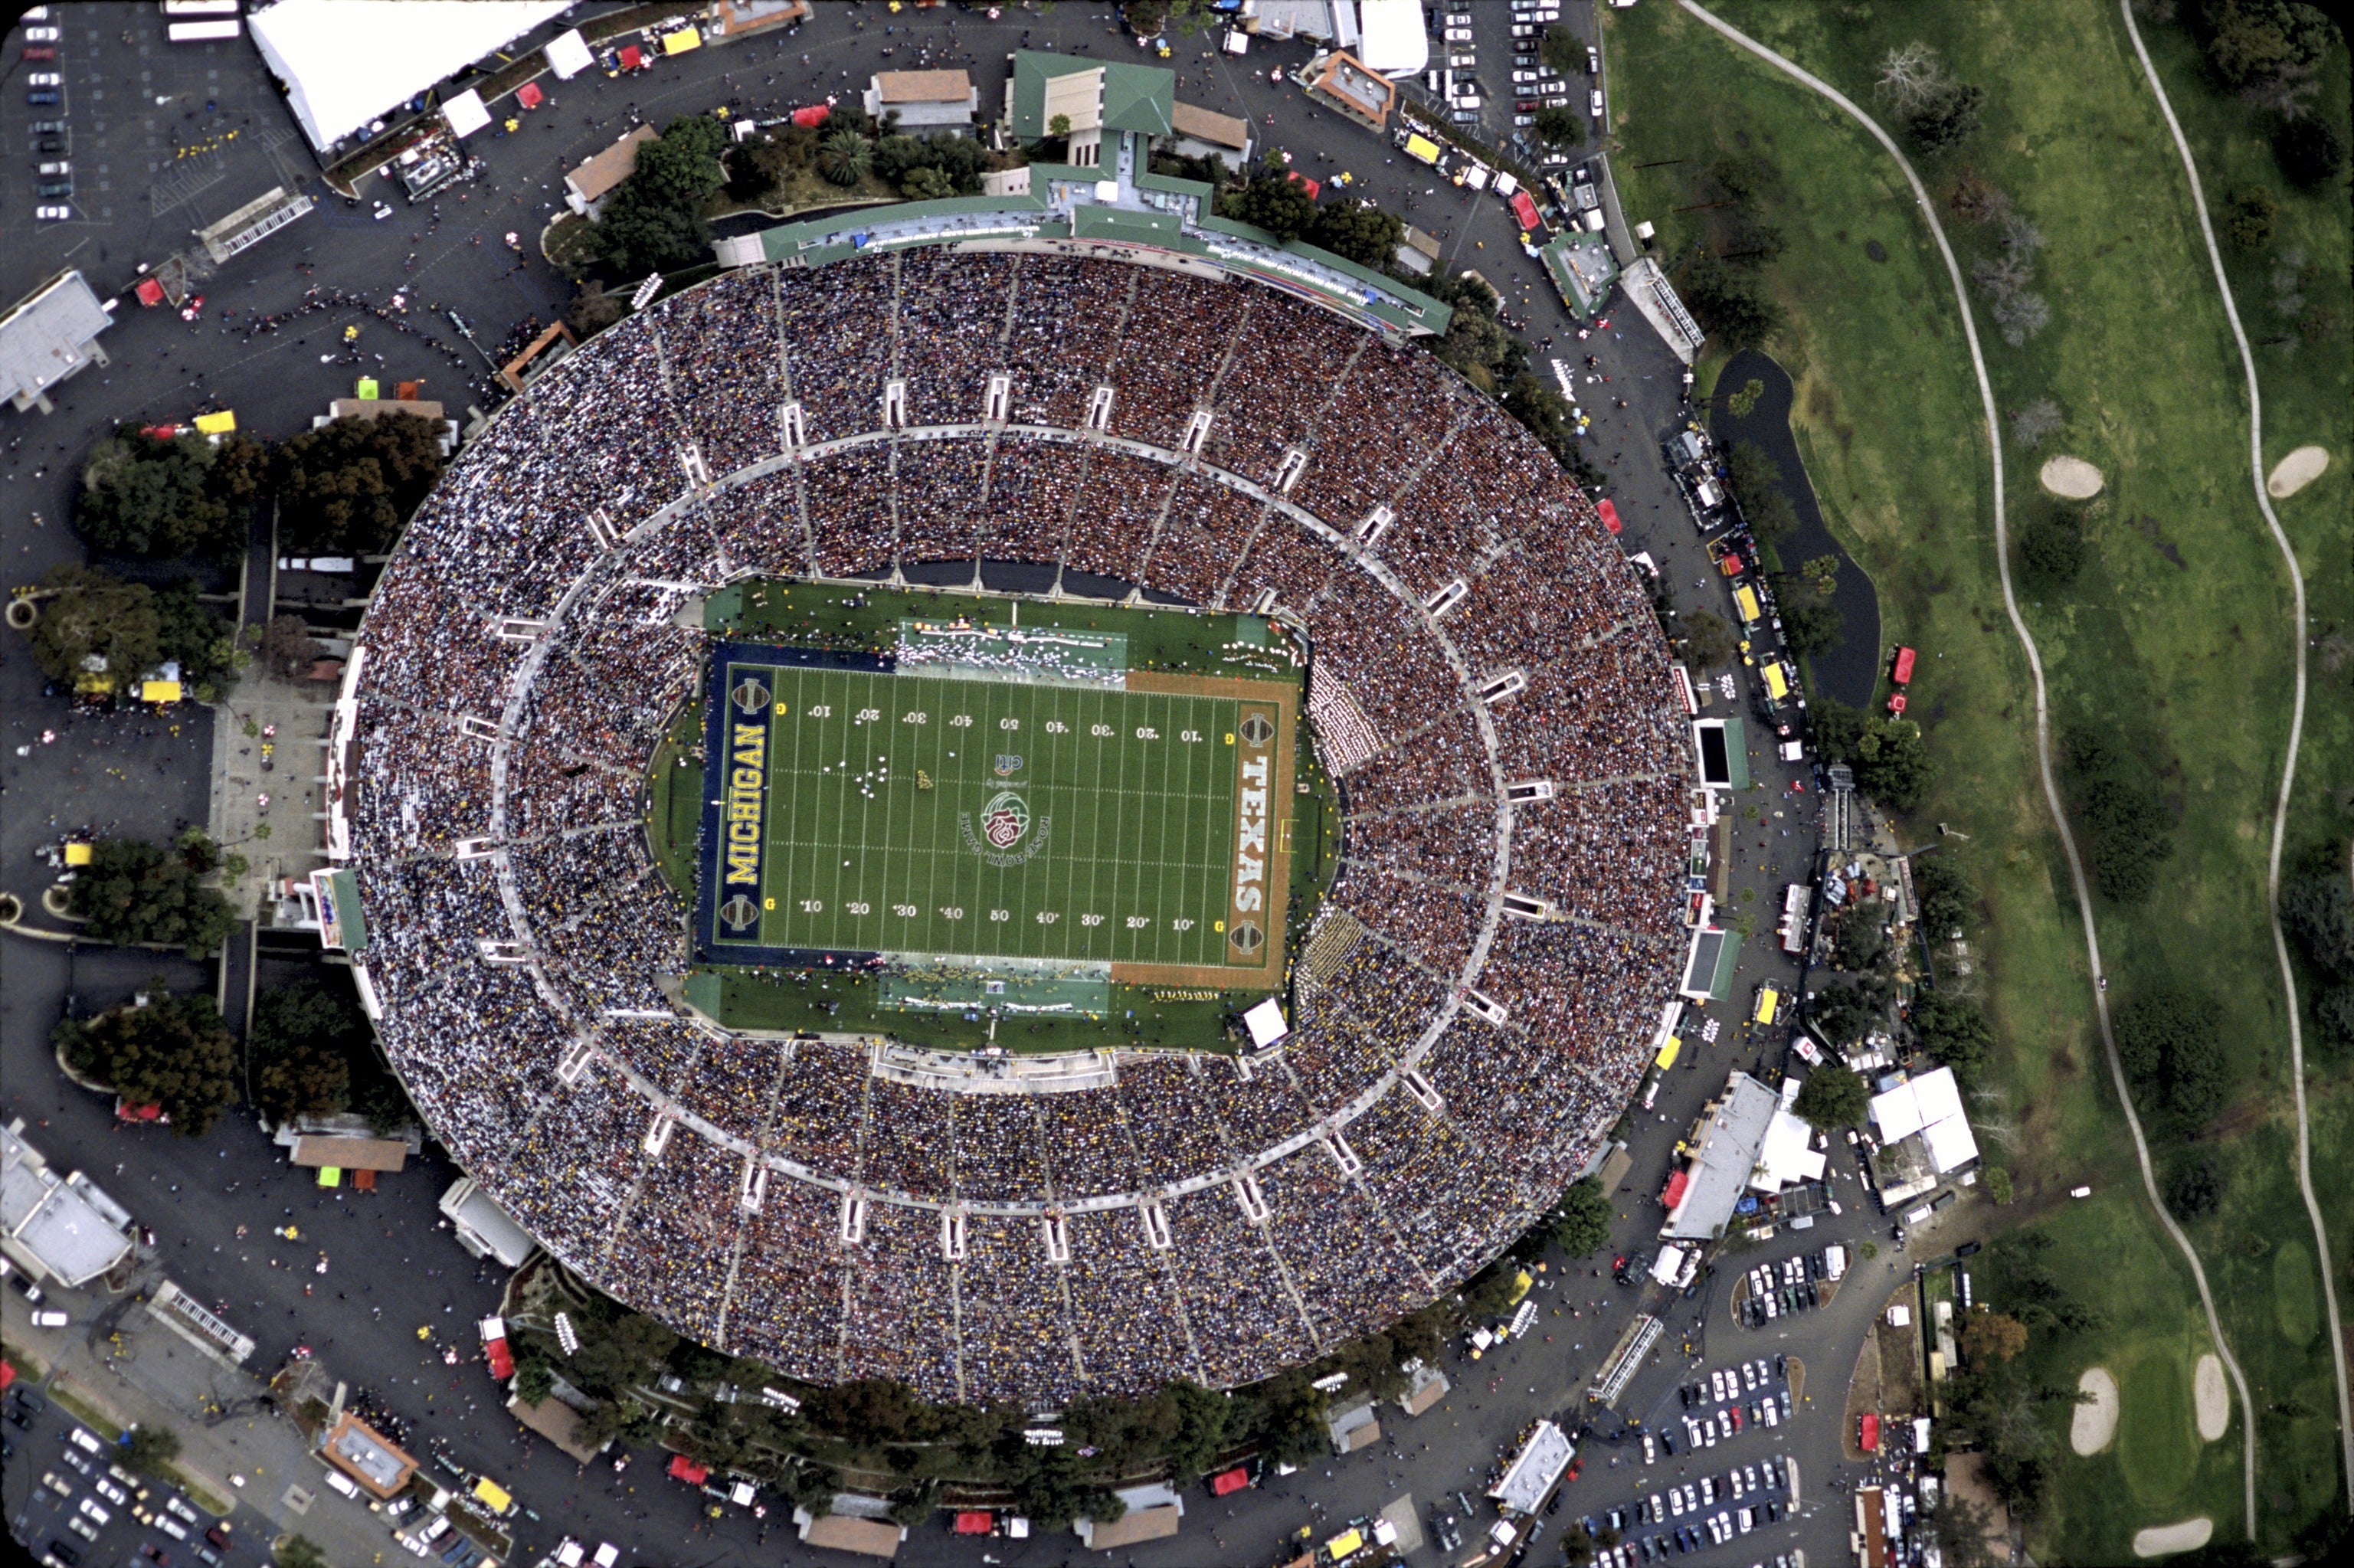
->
[441,89,492,140]
[247,0,571,150]
[545,28,595,80]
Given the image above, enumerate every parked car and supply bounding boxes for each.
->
[28,70,63,85]
[37,160,71,175]
[25,22,61,40]
[23,44,57,60]
[1590,88,1606,116]
[30,117,66,133]
[32,1307,71,1327]
[28,90,64,105]
[35,179,72,198]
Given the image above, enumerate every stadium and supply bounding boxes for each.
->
[337,240,1694,1407]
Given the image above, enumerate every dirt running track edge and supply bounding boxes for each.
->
[1675,0,2262,1534]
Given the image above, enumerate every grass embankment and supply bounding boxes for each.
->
[1612,0,2345,1548]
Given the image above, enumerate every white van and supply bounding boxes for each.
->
[322,1468,362,1499]
[157,1516,192,1541]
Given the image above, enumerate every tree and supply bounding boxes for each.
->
[2195,0,2336,93]
[1816,712,1933,810]
[152,578,241,700]
[64,834,234,954]
[1792,1066,1870,1129]
[1218,165,1316,241]
[512,1355,557,1406]
[1423,270,1520,392]
[1919,1493,1999,1568]
[74,429,243,560]
[1991,290,2051,346]
[1304,201,1406,270]
[1912,990,1995,1084]
[1533,106,1585,149]
[2016,511,2084,588]
[1048,112,1072,138]
[1832,905,1887,973]
[250,974,372,1125]
[1678,608,1735,671]
[1904,81,1986,155]
[2220,185,2278,249]
[28,564,162,689]
[53,985,238,1136]
[253,614,325,682]
[1809,977,1891,1049]
[273,413,447,555]
[121,1424,184,1476]
[2274,117,2346,188]
[1777,592,1844,659]
[594,116,731,273]
[901,164,955,201]
[275,1536,329,1568]
[817,128,873,186]
[1874,41,1951,115]
[2061,725,2176,901]
[1724,440,1782,516]
[629,116,726,205]
[2009,398,2063,448]
[2280,871,2354,979]
[1678,254,1784,349]
[1959,1311,2029,1364]
[2115,987,2228,1128]
[1911,854,1978,938]
[2166,1156,2225,1219]
[1544,1177,1614,1258]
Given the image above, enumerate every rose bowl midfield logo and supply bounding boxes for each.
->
[981,791,1030,849]
[958,789,1051,867]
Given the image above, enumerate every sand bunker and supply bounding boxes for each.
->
[2132,1518,2214,1557]
[2194,1354,2227,1441]
[2266,444,2329,498]
[2040,455,2105,499]
[2071,1366,2120,1455]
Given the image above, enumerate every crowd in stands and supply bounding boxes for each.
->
[344,246,1691,1406]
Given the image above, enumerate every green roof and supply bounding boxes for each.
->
[1006,50,1174,139]
[1072,205,1184,243]
[1098,60,1175,137]
[751,195,1051,263]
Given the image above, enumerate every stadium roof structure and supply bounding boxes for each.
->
[715,192,1452,340]
[247,0,572,151]
[1,1121,137,1287]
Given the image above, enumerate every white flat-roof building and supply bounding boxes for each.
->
[2,1119,139,1287]
[2,270,113,415]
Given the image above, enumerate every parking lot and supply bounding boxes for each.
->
[7,1383,258,1568]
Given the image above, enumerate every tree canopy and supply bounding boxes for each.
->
[1216,164,1316,241]
[54,984,239,1136]
[1303,201,1405,270]
[250,974,377,1126]
[74,429,248,561]
[1910,989,1995,1086]
[28,565,241,701]
[1791,1065,1870,1129]
[2061,724,2177,901]
[1811,700,1933,810]
[1910,853,1978,938]
[64,832,234,954]
[273,413,447,555]
[2114,986,2229,1130]
[598,116,733,274]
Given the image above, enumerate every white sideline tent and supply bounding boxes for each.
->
[247,0,572,150]
[1356,0,1431,80]
[1869,1066,1979,1174]
[545,28,595,80]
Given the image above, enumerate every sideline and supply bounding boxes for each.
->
[1675,0,2261,1534]
[2117,0,2350,1504]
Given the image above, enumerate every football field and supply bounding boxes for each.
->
[699,647,1295,984]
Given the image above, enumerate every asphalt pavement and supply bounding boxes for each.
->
[5,5,1907,1566]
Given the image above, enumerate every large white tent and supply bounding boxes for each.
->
[1869,1066,1980,1174]
[247,0,571,151]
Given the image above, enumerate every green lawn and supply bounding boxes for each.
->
[1608,0,2346,1545]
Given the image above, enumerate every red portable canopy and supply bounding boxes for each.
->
[1596,499,1622,534]
[1858,1414,1879,1452]
[135,277,167,307]
[1659,1168,1689,1209]
[791,104,830,128]
[484,1340,514,1380]
[1509,190,1542,232]
[1287,171,1320,200]
[668,1455,709,1485]
[952,1512,994,1535]
[1891,646,1917,684]
[617,44,644,70]
[516,81,545,110]
[1210,1466,1251,1496]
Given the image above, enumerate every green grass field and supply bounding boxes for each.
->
[1609,0,2349,1547]
[709,660,1282,971]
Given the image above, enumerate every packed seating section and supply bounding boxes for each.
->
[346,248,1691,1405]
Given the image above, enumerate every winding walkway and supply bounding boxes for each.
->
[2118,0,2350,1504]
[1677,0,2262,1534]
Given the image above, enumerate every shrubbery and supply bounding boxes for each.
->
[74,429,261,561]
[54,983,239,1136]
[2115,986,2230,1131]
[64,831,234,954]
[2061,724,2177,902]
